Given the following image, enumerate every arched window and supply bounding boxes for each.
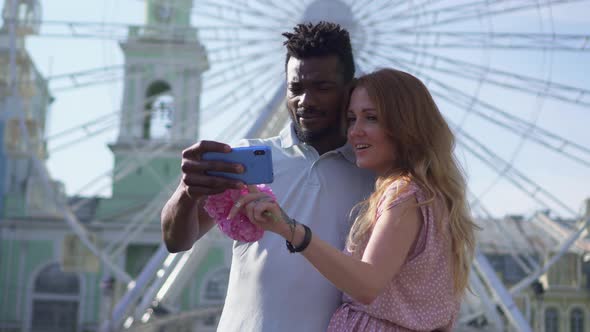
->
[570,308,585,332]
[545,307,559,332]
[143,81,174,140]
[31,263,80,332]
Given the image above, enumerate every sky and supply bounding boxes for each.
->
[2,0,589,219]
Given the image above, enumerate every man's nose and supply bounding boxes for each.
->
[299,91,315,109]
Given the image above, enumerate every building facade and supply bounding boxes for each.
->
[0,1,231,331]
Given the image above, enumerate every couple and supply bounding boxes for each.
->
[161,21,477,332]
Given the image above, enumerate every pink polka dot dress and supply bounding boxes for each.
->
[327,180,460,332]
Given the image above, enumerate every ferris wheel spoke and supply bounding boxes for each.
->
[359,54,579,216]
[509,214,590,295]
[138,0,297,26]
[253,0,304,19]
[47,78,204,155]
[252,0,305,19]
[359,48,590,168]
[363,0,495,28]
[202,72,284,131]
[431,81,590,168]
[193,7,288,31]
[45,63,205,92]
[469,200,536,274]
[472,202,543,271]
[205,39,282,62]
[456,126,579,217]
[351,0,391,20]
[430,78,590,169]
[71,110,200,207]
[204,47,279,79]
[211,73,284,143]
[64,88,202,200]
[372,31,590,52]
[247,0,304,23]
[360,0,447,24]
[193,14,281,32]
[36,20,130,40]
[427,1,558,32]
[214,75,285,141]
[49,119,119,154]
[198,35,279,44]
[203,63,277,92]
[206,43,282,62]
[34,20,283,41]
[470,201,540,272]
[104,180,179,259]
[373,43,590,108]
[46,110,119,142]
[72,140,198,248]
[201,62,283,116]
[194,0,290,25]
[70,140,168,199]
[356,51,405,72]
[205,46,282,79]
[371,0,581,31]
[49,112,138,156]
[46,65,123,91]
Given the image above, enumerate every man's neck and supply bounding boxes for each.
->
[308,135,347,155]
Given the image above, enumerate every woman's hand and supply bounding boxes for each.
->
[228,186,290,237]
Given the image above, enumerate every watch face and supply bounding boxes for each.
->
[154,4,173,23]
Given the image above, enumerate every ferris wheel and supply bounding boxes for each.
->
[153,1,590,329]
[7,0,589,330]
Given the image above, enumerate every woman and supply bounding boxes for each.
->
[230,68,478,331]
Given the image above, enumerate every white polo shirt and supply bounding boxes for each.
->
[216,125,375,332]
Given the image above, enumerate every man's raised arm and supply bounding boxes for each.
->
[161,140,245,252]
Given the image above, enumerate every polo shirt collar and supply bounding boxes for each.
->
[336,143,357,164]
[279,124,298,149]
[279,123,357,164]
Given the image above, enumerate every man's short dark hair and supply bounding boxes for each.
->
[282,21,355,83]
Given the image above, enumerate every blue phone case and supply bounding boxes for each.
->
[202,146,274,184]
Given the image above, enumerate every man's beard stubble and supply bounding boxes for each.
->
[289,111,342,144]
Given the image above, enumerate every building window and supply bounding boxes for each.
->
[570,308,584,332]
[503,255,525,284]
[143,81,174,140]
[201,268,229,328]
[545,307,559,332]
[31,263,80,332]
[204,268,229,302]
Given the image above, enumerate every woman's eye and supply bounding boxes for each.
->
[367,116,378,121]
[347,117,356,123]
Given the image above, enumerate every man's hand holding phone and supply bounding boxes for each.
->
[202,146,273,185]
[180,140,246,198]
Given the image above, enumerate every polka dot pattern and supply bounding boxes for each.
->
[327,180,460,332]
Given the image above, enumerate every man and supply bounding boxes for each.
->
[161,22,374,331]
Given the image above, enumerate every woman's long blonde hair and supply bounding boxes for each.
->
[345,68,478,296]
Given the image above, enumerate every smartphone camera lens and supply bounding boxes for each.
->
[254,150,265,156]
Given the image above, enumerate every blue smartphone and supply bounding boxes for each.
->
[202,145,274,184]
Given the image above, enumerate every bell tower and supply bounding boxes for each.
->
[0,0,56,217]
[116,0,208,144]
[108,0,208,199]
